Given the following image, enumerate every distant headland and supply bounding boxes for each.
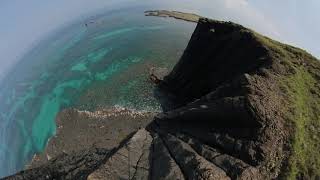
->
[144,10,202,23]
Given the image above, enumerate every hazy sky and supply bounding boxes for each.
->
[0,0,319,79]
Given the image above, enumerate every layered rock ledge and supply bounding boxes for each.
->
[5,17,320,180]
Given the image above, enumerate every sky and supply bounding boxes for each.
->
[0,0,319,80]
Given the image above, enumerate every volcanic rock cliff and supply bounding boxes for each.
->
[6,18,320,180]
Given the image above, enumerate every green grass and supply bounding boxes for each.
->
[281,66,320,179]
[253,31,320,178]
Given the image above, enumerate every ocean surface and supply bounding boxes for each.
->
[0,8,196,177]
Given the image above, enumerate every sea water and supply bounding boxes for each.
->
[0,8,196,177]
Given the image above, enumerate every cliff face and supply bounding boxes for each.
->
[158,18,320,179]
[160,19,270,107]
[6,18,320,180]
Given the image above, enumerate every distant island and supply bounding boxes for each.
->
[5,10,320,180]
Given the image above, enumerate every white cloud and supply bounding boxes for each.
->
[156,0,282,41]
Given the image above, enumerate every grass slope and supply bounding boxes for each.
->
[258,34,320,179]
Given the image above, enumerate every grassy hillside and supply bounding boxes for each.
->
[257,34,320,179]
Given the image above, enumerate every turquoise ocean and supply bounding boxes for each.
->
[0,7,196,177]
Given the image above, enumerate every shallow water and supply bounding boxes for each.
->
[0,8,196,177]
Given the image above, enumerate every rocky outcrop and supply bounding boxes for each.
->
[156,18,320,179]
[6,17,320,179]
[149,67,169,84]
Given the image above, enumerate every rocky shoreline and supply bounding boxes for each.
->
[27,106,155,169]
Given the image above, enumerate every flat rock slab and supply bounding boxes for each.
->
[87,128,153,180]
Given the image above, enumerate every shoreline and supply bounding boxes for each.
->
[24,9,194,172]
[27,105,155,169]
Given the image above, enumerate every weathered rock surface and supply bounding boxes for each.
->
[159,132,230,180]
[4,148,113,180]
[87,128,153,180]
[175,133,261,180]
[150,134,185,180]
[6,16,320,179]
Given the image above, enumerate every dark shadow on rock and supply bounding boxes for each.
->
[153,86,180,112]
[4,132,137,180]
